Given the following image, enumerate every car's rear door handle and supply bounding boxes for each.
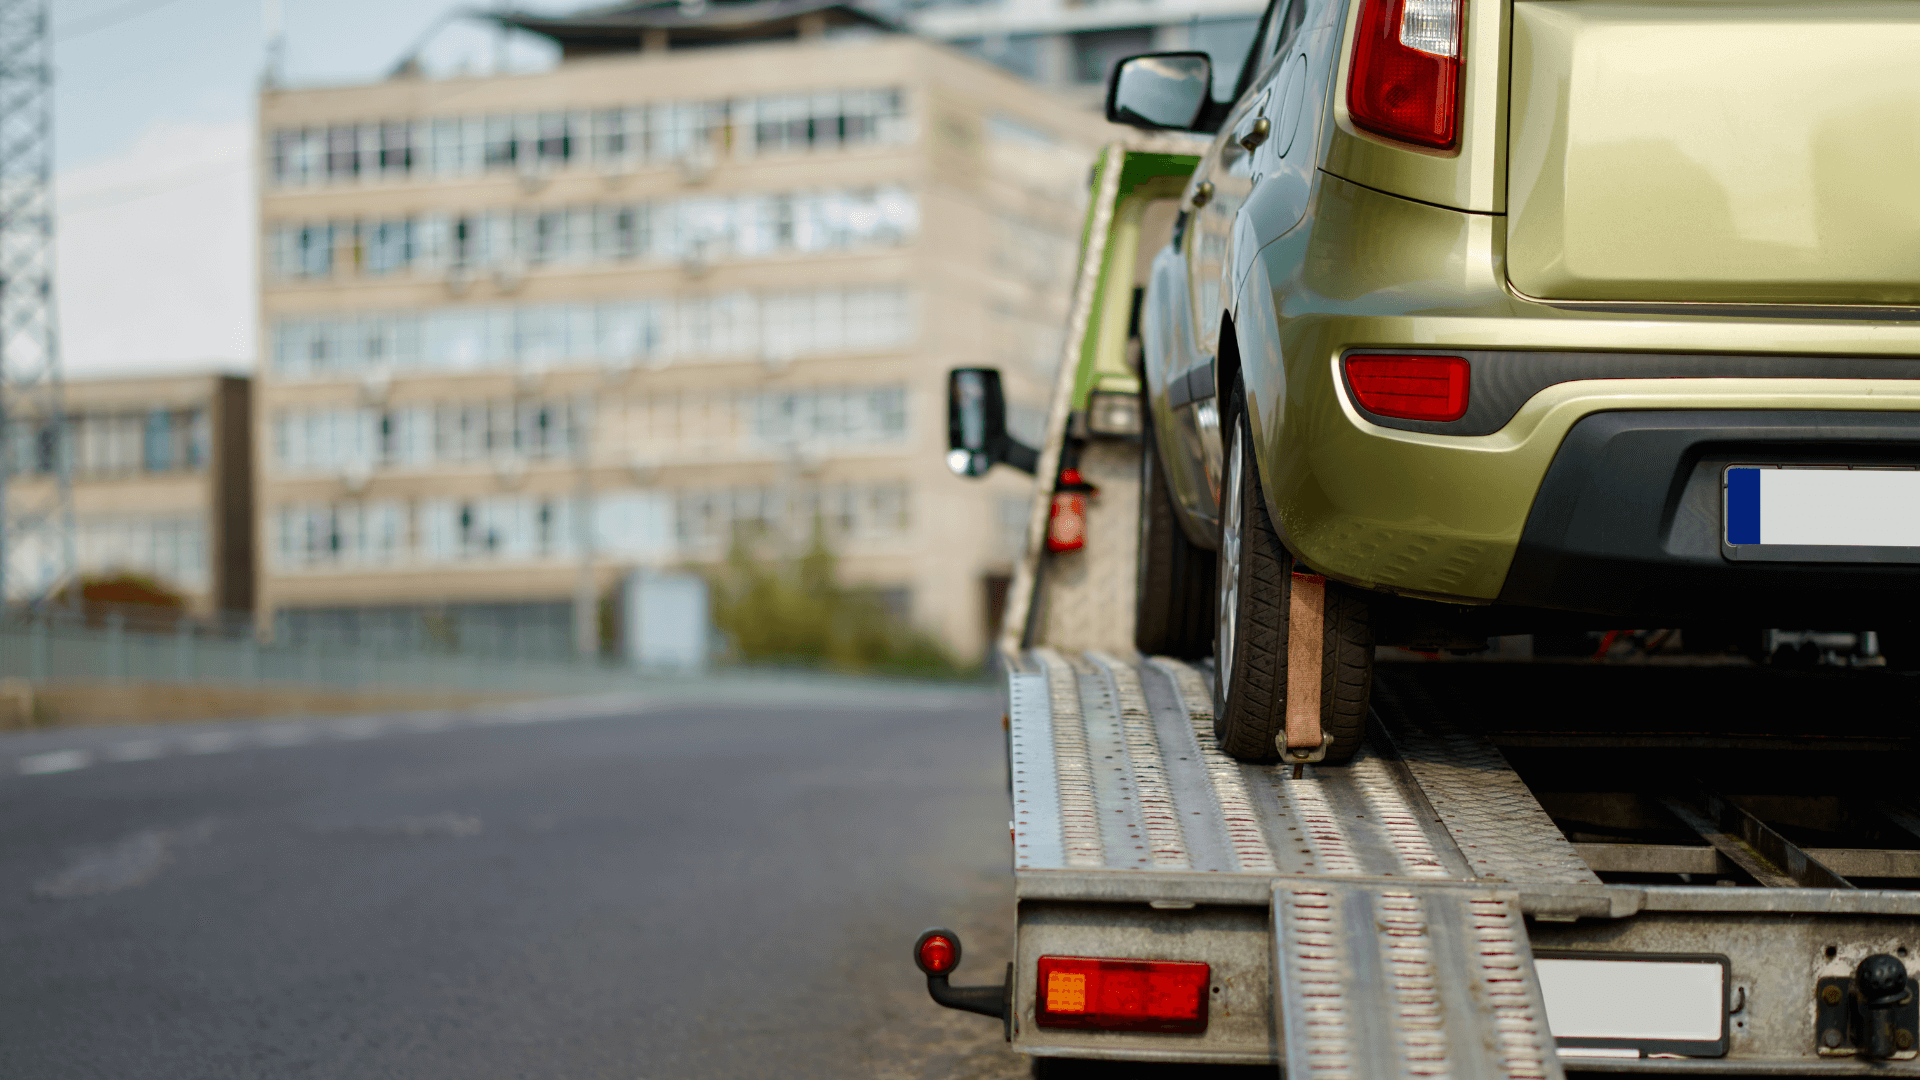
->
[1166,362,1217,409]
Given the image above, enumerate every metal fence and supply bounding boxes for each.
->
[0,604,665,695]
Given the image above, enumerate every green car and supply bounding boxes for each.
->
[1111,0,1920,763]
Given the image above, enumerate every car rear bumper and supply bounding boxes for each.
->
[1272,374,1920,611]
[1498,410,1920,622]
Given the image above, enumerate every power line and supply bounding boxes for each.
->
[53,0,191,42]
[61,157,246,214]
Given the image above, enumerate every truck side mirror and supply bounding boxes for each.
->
[948,368,1038,478]
[1106,52,1213,131]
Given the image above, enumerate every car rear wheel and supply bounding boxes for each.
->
[1212,385,1371,764]
[1135,409,1215,657]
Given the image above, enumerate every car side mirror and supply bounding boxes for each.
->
[1106,52,1213,131]
[947,368,1038,478]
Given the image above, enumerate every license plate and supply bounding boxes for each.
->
[1725,464,1920,559]
[1536,951,1729,1058]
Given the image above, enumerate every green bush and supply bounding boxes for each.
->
[709,528,970,678]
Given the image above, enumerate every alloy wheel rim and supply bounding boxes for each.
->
[1217,426,1243,702]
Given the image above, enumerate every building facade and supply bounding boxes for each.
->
[255,19,1110,662]
[4,369,253,615]
[906,0,1268,105]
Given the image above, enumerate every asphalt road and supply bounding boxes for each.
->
[0,683,1060,1080]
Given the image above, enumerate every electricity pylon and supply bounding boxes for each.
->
[0,0,75,611]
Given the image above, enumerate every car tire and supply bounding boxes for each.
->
[1134,408,1216,658]
[1212,383,1371,764]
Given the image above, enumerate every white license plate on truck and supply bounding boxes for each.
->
[1536,952,1729,1058]
[1724,465,1920,557]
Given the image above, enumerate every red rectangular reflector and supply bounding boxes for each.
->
[1345,354,1470,422]
[1035,956,1210,1033]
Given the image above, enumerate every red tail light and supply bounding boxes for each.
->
[1345,354,1470,421]
[1048,468,1092,553]
[1035,956,1211,1033]
[1348,0,1464,150]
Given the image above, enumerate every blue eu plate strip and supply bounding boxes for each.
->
[1725,468,1761,545]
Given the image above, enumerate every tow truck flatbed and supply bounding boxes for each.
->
[920,139,1920,1075]
[996,648,1920,1072]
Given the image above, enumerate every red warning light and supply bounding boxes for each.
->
[917,932,958,976]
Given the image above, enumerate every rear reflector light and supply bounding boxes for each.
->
[1345,354,1469,422]
[1035,956,1210,1033]
[916,932,958,976]
[1348,0,1464,149]
[1047,467,1093,553]
[1048,493,1087,552]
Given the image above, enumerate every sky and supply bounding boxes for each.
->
[52,0,563,374]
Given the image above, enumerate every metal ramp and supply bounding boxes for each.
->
[1275,881,1564,1080]
[1009,649,1599,895]
[1009,649,1591,1071]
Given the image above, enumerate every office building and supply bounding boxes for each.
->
[906,0,1268,105]
[4,368,253,615]
[256,3,1112,661]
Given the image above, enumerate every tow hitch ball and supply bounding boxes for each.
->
[1817,954,1918,1058]
[914,928,1012,1040]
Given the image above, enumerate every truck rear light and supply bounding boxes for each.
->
[916,931,958,976]
[1035,956,1211,1033]
[1048,468,1094,553]
[1348,0,1464,150]
[1345,354,1469,421]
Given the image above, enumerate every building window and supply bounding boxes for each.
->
[274,501,408,568]
[361,220,413,275]
[749,385,908,448]
[268,87,911,188]
[266,186,916,281]
[379,123,414,174]
[1072,27,1154,85]
[77,513,208,591]
[326,126,363,180]
[963,35,1044,82]
[269,286,913,379]
[535,112,572,164]
[484,115,520,170]
[674,482,910,549]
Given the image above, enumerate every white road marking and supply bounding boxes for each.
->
[106,740,166,762]
[183,731,242,754]
[34,820,214,898]
[255,724,314,747]
[20,749,92,775]
[332,717,385,740]
[2,687,980,779]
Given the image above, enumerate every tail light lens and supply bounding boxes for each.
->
[1047,467,1093,553]
[1047,492,1087,552]
[1345,354,1470,421]
[1035,956,1211,1033]
[1348,0,1464,150]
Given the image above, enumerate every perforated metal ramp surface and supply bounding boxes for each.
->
[1008,651,1598,899]
[1274,880,1566,1080]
